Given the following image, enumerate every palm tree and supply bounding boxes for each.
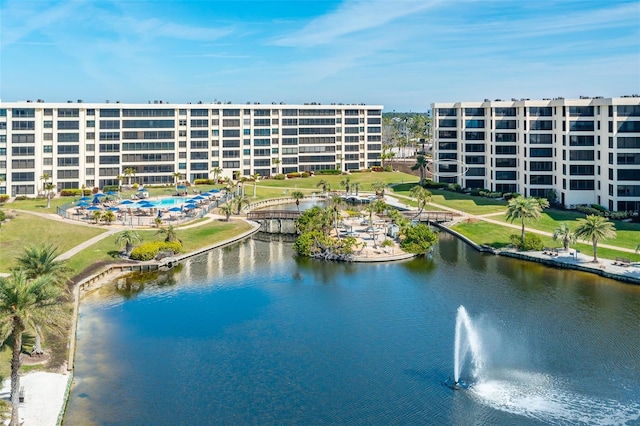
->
[553,223,576,251]
[365,199,388,248]
[316,179,330,194]
[352,182,360,196]
[272,159,281,175]
[156,224,179,243]
[219,202,234,221]
[234,195,250,214]
[340,176,351,194]
[505,196,547,244]
[371,180,387,197]
[102,210,116,225]
[291,191,304,212]
[410,185,432,218]
[115,175,123,193]
[252,173,260,198]
[115,230,142,255]
[39,173,51,194]
[172,172,182,193]
[0,270,67,426]
[14,244,71,284]
[411,155,429,185]
[210,167,223,183]
[573,215,616,262]
[44,182,56,208]
[92,210,102,224]
[123,167,136,187]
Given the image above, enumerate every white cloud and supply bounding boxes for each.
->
[271,0,440,47]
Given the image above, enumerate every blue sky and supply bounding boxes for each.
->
[1,0,639,111]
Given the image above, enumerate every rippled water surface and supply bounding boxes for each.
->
[65,234,640,425]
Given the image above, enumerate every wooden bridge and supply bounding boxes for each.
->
[247,210,302,220]
[400,211,459,222]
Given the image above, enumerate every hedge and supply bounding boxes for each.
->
[0,195,9,203]
[316,169,341,175]
[130,241,183,261]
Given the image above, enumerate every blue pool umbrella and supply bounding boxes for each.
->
[87,206,101,211]
[169,207,182,212]
[77,201,90,207]
[79,196,91,201]
[105,191,117,195]
[120,200,134,205]
[193,195,206,200]
[177,185,187,189]
[95,193,106,197]
[92,196,101,204]
[108,206,120,212]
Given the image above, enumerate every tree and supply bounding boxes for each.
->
[14,244,71,285]
[234,195,250,214]
[340,176,351,194]
[352,182,360,196]
[44,182,56,209]
[411,155,429,185]
[115,230,142,255]
[115,175,123,193]
[123,167,136,187]
[272,159,281,175]
[371,180,387,197]
[410,185,432,218]
[365,199,387,248]
[636,243,640,254]
[156,225,179,243]
[316,179,330,194]
[172,172,182,193]
[102,210,116,225]
[39,173,51,194]
[291,191,304,213]
[399,224,438,255]
[252,173,260,198]
[92,210,102,224]
[553,223,576,251]
[505,196,547,244]
[210,167,223,182]
[573,215,616,262]
[0,270,67,426]
[219,202,234,221]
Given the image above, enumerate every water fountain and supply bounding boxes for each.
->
[445,305,484,390]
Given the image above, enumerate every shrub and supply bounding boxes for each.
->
[286,172,301,179]
[301,172,310,178]
[576,205,602,216]
[273,174,286,180]
[510,232,544,251]
[590,204,607,213]
[371,166,384,172]
[316,169,341,175]
[0,210,5,221]
[383,166,394,172]
[0,195,9,203]
[423,180,448,189]
[130,241,183,261]
[60,189,83,197]
[15,196,29,201]
[103,185,118,193]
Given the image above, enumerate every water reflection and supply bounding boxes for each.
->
[65,235,640,426]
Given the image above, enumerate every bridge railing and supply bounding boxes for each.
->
[247,210,302,220]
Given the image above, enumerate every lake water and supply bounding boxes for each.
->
[64,234,640,425]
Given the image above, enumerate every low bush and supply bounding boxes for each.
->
[273,174,286,180]
[130,241,183,261]
[0,210,5,221]
[60,189,83,197]
[478,190,502,199]
[510,232,544,251]
[301,172,310,178]
[15,196,29,201]
[194,179,216,185]
[423,180,448,189]
[0,195,9,203]
[590,204,607,213]
[286,172,301,179]
[316,169,341,175]
[371,166,384,172]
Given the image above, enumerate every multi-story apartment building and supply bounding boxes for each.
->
[0,101,383,197]
[432,97,640,212]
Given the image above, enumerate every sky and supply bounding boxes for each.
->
[1,0,639,111]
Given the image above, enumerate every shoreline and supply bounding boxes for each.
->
[7,213,639,425]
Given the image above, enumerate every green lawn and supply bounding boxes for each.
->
[491,209,640,251]
[64,219,254,275]
[393,185,508,215]
[0,211,106,273]
[451,220,640,262]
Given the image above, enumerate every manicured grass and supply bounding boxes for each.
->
[393,185,508,215]
[255,172,417,191]
[491,209,640,251]
[1,197,70,213]
[0,211,106,273]
[64,220,254,275]
[451,220,640,262]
